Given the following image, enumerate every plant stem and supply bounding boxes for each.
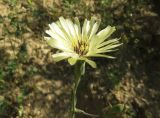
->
[71,62,99,118]
[75,108,99,117]
[71,62,85,118]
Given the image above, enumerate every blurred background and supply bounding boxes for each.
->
[0,0,160,118]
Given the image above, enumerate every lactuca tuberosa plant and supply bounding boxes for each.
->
[45,17,122,68]
[45,17,122,118]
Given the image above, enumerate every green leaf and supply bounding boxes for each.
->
[68,58,77,65]
[85,58,97,68]
[0,15,3,23]
[103,104,130,118]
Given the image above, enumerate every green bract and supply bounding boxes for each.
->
[45,17,122,68]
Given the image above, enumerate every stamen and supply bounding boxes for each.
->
[73,40,88,56]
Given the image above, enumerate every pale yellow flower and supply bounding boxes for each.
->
[45,17,122,68]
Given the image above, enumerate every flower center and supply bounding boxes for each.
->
[73,40,89,56]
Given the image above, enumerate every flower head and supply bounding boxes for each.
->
[45,17,122,68]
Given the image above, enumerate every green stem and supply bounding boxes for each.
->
[71,62,85,118]
[71,62,99,118]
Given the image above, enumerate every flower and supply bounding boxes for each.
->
[45,17,122,68]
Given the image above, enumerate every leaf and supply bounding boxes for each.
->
[84,58,97,68]
[103,104,130,118]
[68,58,77,65]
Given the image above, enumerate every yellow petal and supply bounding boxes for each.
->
[97,26,116,44]
[87,54,115,59]
[97,38,120,49]
[52,52,72,62]
[89,22,100,40]
[96,43,122,53]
